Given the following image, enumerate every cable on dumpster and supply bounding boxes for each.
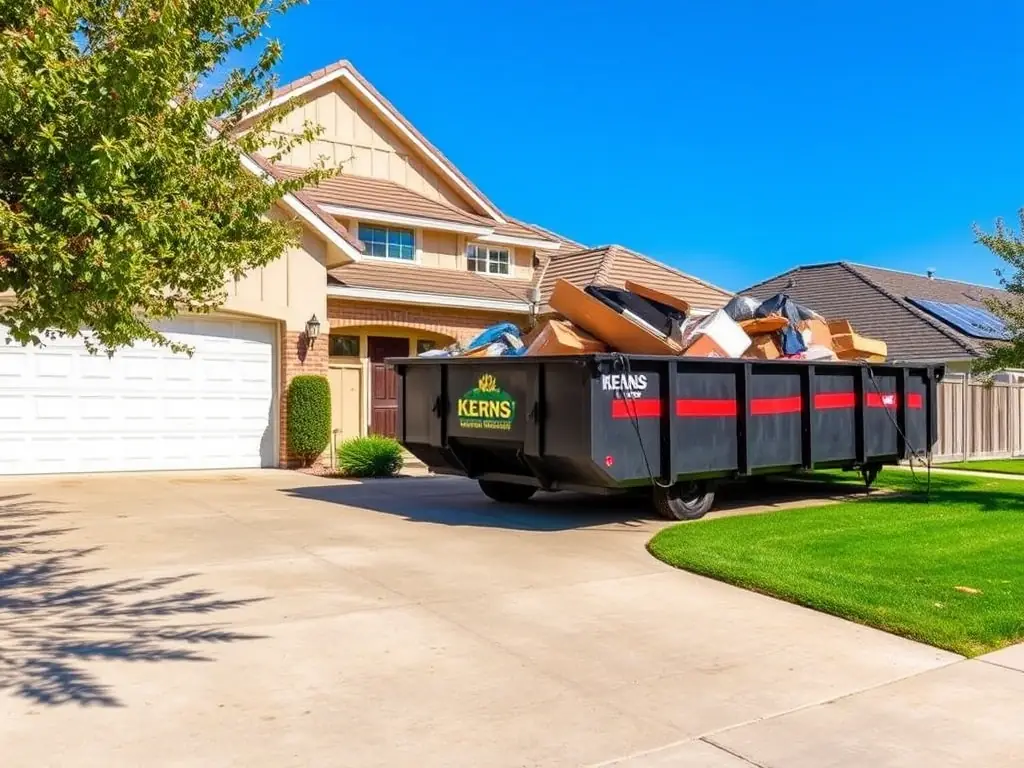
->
[863,363,932,501]
[611,353,673,490]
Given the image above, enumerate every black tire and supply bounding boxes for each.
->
[478,480,537,503]
[653,481,715,521]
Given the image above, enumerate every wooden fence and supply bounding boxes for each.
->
[933,373,1024,462]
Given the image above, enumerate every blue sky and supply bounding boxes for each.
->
[247,0,1023,291]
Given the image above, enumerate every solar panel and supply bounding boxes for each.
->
[906,298,1010,341]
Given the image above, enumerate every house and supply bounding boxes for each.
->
[742,262,1022,460]
[0,60,731,475]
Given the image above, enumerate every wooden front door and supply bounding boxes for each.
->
[368,336,410,437]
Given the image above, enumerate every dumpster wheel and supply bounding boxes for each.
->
[478,480,537,504]
[653,481,716,521]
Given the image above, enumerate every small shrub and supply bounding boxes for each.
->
[286,375,331,466]
[337,435,404,478]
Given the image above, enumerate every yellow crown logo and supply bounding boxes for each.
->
[477,374,498,393]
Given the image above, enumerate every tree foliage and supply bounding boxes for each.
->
[974,210,1024,374]
[0,0,329,352]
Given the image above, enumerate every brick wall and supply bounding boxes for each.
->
[327,300,518,345]
[279,329,329,467]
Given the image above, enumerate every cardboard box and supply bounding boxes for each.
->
[526,319,607,356]
[680,310,751,358]
[832,333,887,362]
[746,334,782,359]
[798,318,832,349]
[549,279,682,355]
[828,319,855,336]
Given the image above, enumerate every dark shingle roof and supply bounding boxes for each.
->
[741,262,1008,362]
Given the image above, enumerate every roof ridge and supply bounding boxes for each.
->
[839,263,978,356]
[844,261,1003,291]
[605,244,733,298]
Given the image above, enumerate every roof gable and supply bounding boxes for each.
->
[243,60,505,222]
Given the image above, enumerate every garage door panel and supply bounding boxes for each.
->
[0,318,276,475]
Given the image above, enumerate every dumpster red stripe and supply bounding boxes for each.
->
[866,392,899,409]
[750,396,803,415]
[611,392,925,420]
[611,398,662,419]
[675,398,738,417]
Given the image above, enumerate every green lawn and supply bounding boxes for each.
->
[648,470,1024,656]
[939,459,1024,475]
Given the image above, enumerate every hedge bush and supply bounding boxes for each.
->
[337,435,404,478]
[286,375,331,466]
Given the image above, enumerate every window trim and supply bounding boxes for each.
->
[328,333,361,358]
[466,242,513,277]
[357,222,419,263]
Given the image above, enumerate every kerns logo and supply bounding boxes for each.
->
[601,373,648,399]
[457,374,516,431]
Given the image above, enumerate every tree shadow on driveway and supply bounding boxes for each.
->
[283,475,869,531]
[0,494,265,707]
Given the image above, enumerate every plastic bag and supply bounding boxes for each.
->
[723,295,761,323]
[466,322,521,351]
[754,294,817,355]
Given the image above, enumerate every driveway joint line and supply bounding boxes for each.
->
[700,736,770,767]
[977,658,1024,676]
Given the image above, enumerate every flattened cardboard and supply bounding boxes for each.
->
[549,279,682,355]
[623,280,691,315]
[740,316,789,335]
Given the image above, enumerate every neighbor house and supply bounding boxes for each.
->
[743,262,1022,461]
[0,60,731,475]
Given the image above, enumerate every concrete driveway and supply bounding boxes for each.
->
[0,472,1021,767]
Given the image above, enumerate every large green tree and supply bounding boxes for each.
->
[0,0,328,352]
[974,210,1024,374]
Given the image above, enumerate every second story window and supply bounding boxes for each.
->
[358,224,414,261]
[467,244,510,276]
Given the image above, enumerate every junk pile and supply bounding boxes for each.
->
[417,279,887,362]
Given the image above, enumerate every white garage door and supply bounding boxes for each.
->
[0,317,276,475]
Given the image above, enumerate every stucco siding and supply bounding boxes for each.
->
[223,205,327,332]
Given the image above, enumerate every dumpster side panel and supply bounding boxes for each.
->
[906,370,930,457]
[402,364,440,445]
[747,367,803,470]
[673,365,739,476]
[591,364,663,485]
[865,371,899,458]
[446,364,529,441]
[811,369,858,463]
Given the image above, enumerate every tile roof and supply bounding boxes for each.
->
[535,245,733,312]
[245,154,364,252]
[741,262,1009,361]
[271,165,492,228]
[328,261,535,305]
[267,59,503,221]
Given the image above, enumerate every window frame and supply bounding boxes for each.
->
[466,243,512,277]
[328,333,361,358]
[357,223,417,262]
